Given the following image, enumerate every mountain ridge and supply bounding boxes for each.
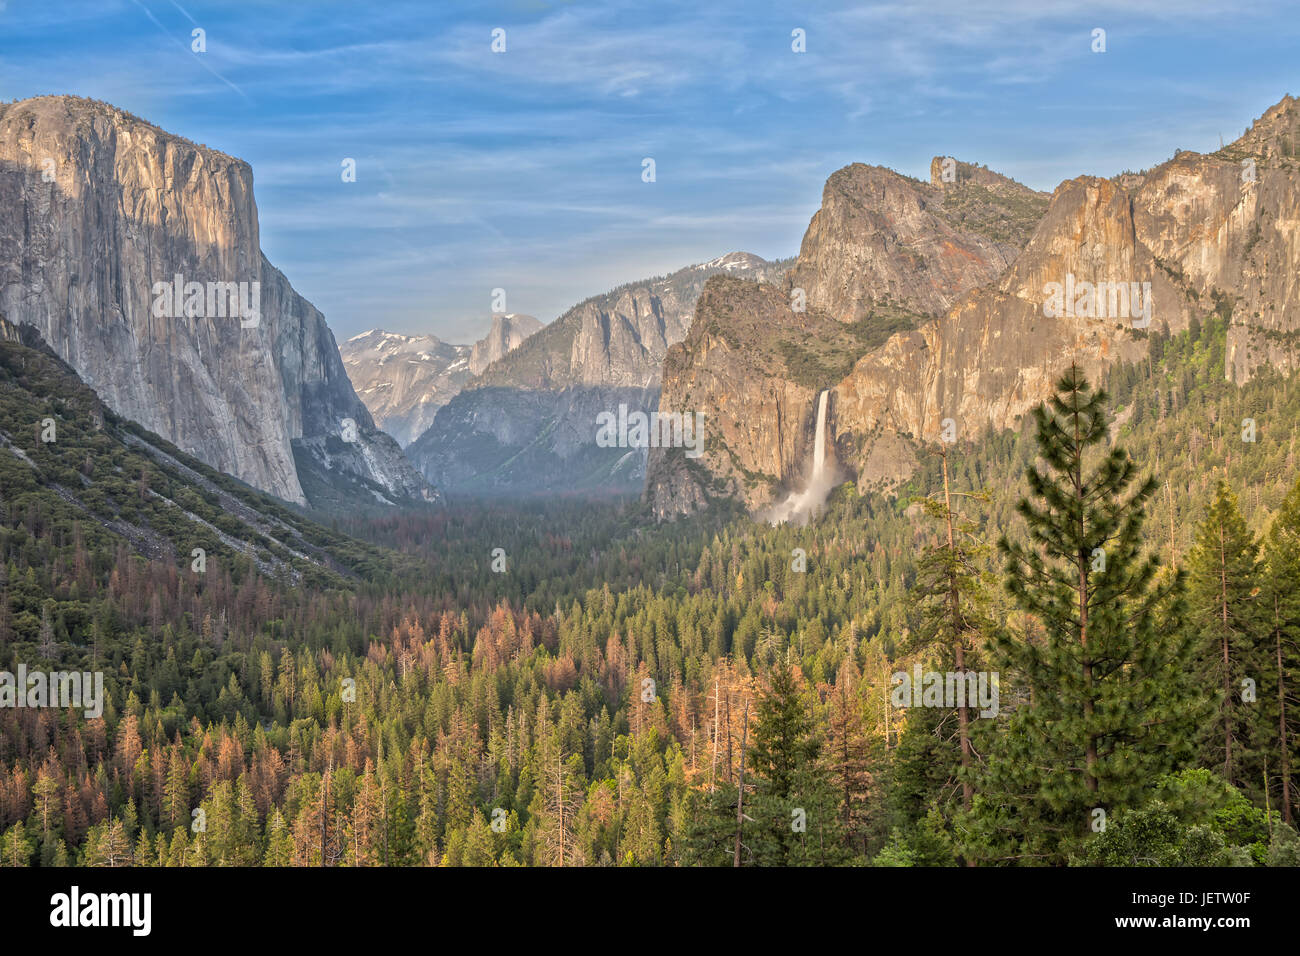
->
[339,313,541,447]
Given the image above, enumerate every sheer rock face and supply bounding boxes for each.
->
[648,98,1300,518]
[565,287,685,388]
[833,177,1188,461]
[784,161,1047,323]
[467,313,541,376]
[470,251,783,392]
[339,315,539,448]
[645,279,844,519]
[648,160,1052,516]
[1134,95,1300,383]
[0,95,432,506]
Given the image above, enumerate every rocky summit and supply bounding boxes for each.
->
[784,159,1048,323]
[468,313,542,377]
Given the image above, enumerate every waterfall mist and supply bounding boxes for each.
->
[765,389,837,526]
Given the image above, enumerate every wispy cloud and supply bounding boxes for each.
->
[1,0,1296,339]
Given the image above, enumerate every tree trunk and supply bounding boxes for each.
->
[710,677,719,794]
[942,446,973,812]
[1073,393,1098,793]
[556,755,565,868]
[1220,522,1233,782]
[321,757,331,867]
[1277,596,1292,824]
[733,701,749,868]
[1166,481,1177,571]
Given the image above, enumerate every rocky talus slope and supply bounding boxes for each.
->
[0,315,398,585]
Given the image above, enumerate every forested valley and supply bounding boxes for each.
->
[2,316,1298,867]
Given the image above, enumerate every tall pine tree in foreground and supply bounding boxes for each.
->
[980,365,1201,862]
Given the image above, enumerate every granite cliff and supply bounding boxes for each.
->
[0,95,433,507]
[647,97,1300,518]
[784,159,1047,323]
[468,312,542,376]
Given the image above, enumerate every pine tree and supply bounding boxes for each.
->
[534,746,584,867]
[31,769,61,843]
[744,660,848,865]
[890,703,969,863]
[2,822,32,867]
[262,809,293,867]
[134,831,155,868]
[84,819,131,867]
[38,600,57,661]
[825,655,879,856]
[1185,480,1264,794]
[461,810,498,866]
[680,783,742,866]
[165,828,189,867]
[987,365,1202,861]
[1262,477,1300,823]
[903,441,993,837]
[347,763,382,867]
[163,747,189,830]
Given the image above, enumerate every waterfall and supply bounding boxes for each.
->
[810,388,828,483]
[767,389,834,525]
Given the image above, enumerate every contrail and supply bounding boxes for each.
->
[129,0,251,103]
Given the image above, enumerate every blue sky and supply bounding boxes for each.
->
[2,1,1297,342]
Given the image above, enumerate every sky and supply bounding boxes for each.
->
[1,0,1297,342]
